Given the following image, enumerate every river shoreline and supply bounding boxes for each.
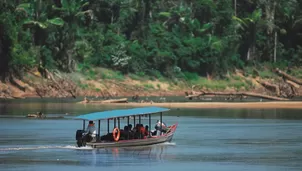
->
[86,101,302,109]
[2,95,302,109]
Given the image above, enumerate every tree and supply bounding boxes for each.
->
[233,8,262,61]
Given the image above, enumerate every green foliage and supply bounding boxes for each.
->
[100,69,125,81]
[128,73,141,80]
[183,72,199,81]
[78,83,89,89]
[258,70,275,79]
[290,68,302,78]
[11,44,36,68]
[143,84,155,90]
[73,40,94,62]
[1,0,302,82]
[77,63,91,72]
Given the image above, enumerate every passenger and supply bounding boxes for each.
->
[139,124,146,138]
[123,125,128,131]
[127,124,134,139]
[133,124,138,138]
[144,125,149,136]
[133,124,140,133]
[154,120,167,135]
[84,121,97,142]
[155,120,167,130]
[100,132,113,141]
[128,124,133,132]
[138,124,143,132]
[133,124,142,139]
[121,125,129,140]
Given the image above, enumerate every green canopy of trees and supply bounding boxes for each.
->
[1,0,302,81]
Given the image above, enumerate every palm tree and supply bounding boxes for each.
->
[233,8,262,61]
[16,1,64,45]
[50,0,93,72]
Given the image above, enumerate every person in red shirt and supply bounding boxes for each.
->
[144,125,149,136]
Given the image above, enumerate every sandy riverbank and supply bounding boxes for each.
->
[85,101,302,109]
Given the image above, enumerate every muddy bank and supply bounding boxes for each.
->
[0,69,186,99]
[88,101,302,109]
[1,67,302,100]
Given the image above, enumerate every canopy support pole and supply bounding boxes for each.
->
[82,120,86,130]
[138,115,142,139]
[149,114,151,136]
[127,116,130,140]
[133,116,136,127]
[98,120,100,138]
[114,118,116,128]
[107,119,109,133]
[160,112,163,135]
[118,118,120,129]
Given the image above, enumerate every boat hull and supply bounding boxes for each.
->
[85,123,177,148]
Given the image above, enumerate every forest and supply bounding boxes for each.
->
[1,0,302,82]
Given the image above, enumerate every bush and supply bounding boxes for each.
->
[183,72,199,81]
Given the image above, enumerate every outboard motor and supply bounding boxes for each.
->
[75,130,86,147]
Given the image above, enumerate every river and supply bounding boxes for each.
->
[0,101,302,171]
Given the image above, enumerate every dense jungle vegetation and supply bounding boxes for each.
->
[1,0,302,82]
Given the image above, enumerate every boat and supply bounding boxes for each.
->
[26,112,65,119]
[78,97,128,104]
[74,106,178,148]
[26,112,46,118]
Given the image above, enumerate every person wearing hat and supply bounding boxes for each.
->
[84,121,97,142]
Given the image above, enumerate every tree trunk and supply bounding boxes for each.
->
[275,68,302,85]
[256,79,280,96]
[264,0,277,62]
[0,23,10,81]
[247,47,250,61]
[274,31,277,63]
[185,91,289,101]
[247,45,256,61]
[285,80,300,89]
[234,0,237,16]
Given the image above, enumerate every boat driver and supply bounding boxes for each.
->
[84,121,97,142]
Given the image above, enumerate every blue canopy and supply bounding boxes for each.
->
[75,107,170,121]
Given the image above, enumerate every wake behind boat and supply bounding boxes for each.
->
[74,107,178,148]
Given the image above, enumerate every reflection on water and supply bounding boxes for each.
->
[169,108,302,120]
[0,143,174,167]
[1,101,302,120]
[76,144,173,167]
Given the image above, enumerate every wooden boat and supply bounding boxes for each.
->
[74,107,178,148]
[26,112,46,118]
[78,98,128,104]
[26,113,65,119]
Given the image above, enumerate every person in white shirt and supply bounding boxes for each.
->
[85,121,97,142]
[153,120,167,136]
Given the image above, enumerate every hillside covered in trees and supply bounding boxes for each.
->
[1,0,302,99]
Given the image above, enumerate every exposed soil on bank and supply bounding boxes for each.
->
[0,68,186,99]
[1,67,302,101]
